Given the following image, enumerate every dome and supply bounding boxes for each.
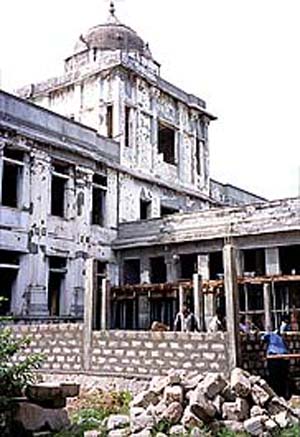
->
[74,3,152,58]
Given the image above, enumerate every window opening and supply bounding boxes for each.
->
[180,254,198,280]
[158,122,175,165]
[48,257,67,317]
[243,248,265,276]
[279,245,300,275]
[209,252,224,280]
[150,257,167,284]
[140,199,151,220]
[125,106,131,147]
[92,174,107,226]
[196,138,202,176]
[0,250,20,316]
[106,104,113,138]
[123,259,140,285]
[161,205,179,217]
[1,148,24,208]
[51,163,69,217]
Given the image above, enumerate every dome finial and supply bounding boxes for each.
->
[109,1,115,16]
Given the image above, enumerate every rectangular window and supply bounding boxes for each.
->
[161,205,178,217]
[125,106,131,147]
[48,257,67,317]
[92,174,107,226]
[123,259,140,285]
[140,199,151,220]
[1,148,24,208]
[0,250,19,316]
[196,138,202,176]
[150,257,167,284]
[158,122,176,165]
[51,163,69,218]
[106,104,113,138]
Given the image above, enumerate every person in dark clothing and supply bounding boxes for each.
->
[263,330,290,399]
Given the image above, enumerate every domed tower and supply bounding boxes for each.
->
[17,1,215,218]
[65,1,157,74]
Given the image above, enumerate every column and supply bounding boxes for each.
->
[165,253,180,283]
[265,247,281,275]
[263,283,272,331]
[140,256,151,284]
[100,278,110,331]
[223,244,241,370]
[198,254,214,328]
[178,282,185,332]
[27,250,49,316]
[83,257,93,371]
[0,143,4,202]
[193,273,205,331]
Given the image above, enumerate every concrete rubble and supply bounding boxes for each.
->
[11,382,79,434]
[95,368,300,436]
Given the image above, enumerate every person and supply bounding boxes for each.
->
[173,305,200,332]
[263,330,290,399]
[207,307,225,333]
[239,315,251,333]
[280,315,291,334]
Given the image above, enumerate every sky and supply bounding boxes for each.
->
[1,0,300,200]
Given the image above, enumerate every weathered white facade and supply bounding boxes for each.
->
[1,5,266,322]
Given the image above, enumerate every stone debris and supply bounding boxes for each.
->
[104,367,300,436]
[12,382,79,434]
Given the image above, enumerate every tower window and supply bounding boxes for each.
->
[196,138,202,176]
[125,106,131,147]
[161,205,178,217]
[158,122,176,165]
[48,257,67,317]
[92,174,107,226]
[140,199,151,220]
[1,148,24,208]
[106,104,113,138]
[51,163,69,218]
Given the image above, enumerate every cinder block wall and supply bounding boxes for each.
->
[11,324,84,372]
[91,331,229,377]
[9,324,229,377]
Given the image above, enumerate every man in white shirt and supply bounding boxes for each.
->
[174,305,200,332]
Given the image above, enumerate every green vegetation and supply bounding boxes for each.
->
[54,388,132,437]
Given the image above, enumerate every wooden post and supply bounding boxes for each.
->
[193,273,205,331]
[178,282,184,332]
[83,257,93,371]
[223,244,241,370]
[263,282,272,331]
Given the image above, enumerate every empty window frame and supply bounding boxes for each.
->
[140,199,151,220]
[0,250,20,316]
[196,138,202,176]
[180,254,198,280]
[51,163,69,217]
[279,245,300,275]
[209,251,224,280]
[158,122,176,165]
[48,257,67,317]
[125,106,131,147]
[92,174,107,226]
[123,259,140,285]
[150,257,167,284]
[161,205,179,217]
[106,104,113,138]
[243,248,266,276]
[1,148,24,208]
